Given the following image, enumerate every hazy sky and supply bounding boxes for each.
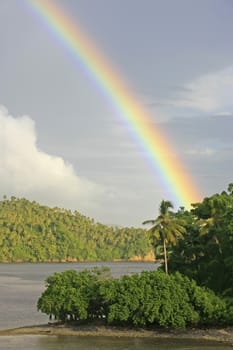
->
[0,0,233,226]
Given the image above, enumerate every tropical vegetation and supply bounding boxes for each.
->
[168,184,233,297]
[0,197,151,262]
[38,267,233,328]
[0,183,233,300]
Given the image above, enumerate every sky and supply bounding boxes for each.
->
[0,0,233,226]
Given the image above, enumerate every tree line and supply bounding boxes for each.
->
[0,197,151,262]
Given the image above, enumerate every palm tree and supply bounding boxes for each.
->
[143,200,186,274]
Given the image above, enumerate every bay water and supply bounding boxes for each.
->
[0,262,230,349]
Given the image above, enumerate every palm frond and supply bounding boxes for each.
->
[142,219,156,225]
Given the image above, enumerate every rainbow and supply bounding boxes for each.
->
[27,0,200,208]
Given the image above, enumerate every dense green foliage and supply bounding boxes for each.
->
[0,197,151,262]
[38,268,232,328]
[168,184,233,297]
[37,268,106,322]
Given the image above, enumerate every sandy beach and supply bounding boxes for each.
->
[0,324,233,345]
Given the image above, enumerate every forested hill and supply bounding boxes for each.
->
[0,197,152,262]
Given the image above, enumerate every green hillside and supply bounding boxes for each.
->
[0,197,152,262]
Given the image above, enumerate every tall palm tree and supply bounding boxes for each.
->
[143,200,186,274]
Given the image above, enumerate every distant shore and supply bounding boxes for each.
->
[0,254,156,263]
[0,324,233,345]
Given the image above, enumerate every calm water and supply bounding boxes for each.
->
[0,335,230,350]
[0,262,158,330]
[0,262,230,350]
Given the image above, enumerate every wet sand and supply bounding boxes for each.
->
[0,324,233,345]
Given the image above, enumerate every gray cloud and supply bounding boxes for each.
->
[0,106,106,216]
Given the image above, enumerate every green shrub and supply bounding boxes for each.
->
[38,269,230,328]
[38,269,103,321]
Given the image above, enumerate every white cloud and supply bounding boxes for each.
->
[173,66,233,114]
[0,106,106,216]
[139,67,233,124]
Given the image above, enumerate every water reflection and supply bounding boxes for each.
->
[0,336,230,350]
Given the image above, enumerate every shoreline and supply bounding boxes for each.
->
[0,324,233,345]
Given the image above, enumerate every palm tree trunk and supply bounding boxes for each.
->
[163,239,168,274]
